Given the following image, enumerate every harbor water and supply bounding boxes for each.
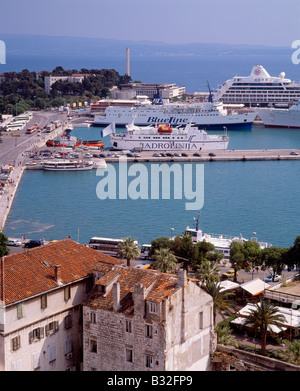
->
[4,125,300,248]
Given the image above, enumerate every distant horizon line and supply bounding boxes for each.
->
[0,32,290,49]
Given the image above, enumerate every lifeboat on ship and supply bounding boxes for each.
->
[157,124,172,134]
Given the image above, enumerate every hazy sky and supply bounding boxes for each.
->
[1,0,300,47]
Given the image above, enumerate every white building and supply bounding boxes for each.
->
[112,82,186,101]
[44,74,90,93]
[0,239,121,371]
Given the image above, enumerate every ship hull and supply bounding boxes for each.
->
[257,108,300,128]
[94,111,256,130]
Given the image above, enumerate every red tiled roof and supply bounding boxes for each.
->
[83,265,181,316]
[0,239,122,306]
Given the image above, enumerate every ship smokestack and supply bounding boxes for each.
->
[126,48,130,77]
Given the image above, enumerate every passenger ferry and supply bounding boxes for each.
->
[257,100,300,128]
[184,212,271,259]
[107,122,229,151]
[42,160,94,171]
[93,96,256,130]
[213,65,300,107]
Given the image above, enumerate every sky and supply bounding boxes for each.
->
[0,0,300,47]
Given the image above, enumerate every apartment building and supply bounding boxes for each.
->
[44,74,91,93]
[83,265,215,371]
[0,239,121,371]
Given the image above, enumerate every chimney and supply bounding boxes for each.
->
[54,265,62,284]
[113,282,120,311]
[178,269,187,287]
[133,283,146,317]
[126,48,130,77]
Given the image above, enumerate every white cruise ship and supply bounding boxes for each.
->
[107,122,229,151]
[213,65,300,107]
[93,97,256,130]
[256,100,300,128]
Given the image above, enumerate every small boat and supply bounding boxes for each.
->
[42,160,94,171]
[46,134,104,148]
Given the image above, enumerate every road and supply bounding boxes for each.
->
[0,111,69,165]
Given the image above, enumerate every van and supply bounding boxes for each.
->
[7,239,22,247]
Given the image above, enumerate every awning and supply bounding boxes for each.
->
[240,278,271,296]
[218,280,240,292]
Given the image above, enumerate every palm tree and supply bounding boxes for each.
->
[243,300,286,355]
[117,237,140,267]
[277,339,300,366]
[152,248,178,273]
[201,280,237,325]
[195,259,220,284]
[215,322,238,347]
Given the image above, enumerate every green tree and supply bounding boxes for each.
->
[261,246,287,280]
[229,241,246,282]
[286,236,300,271]
[201,280,237,325]
[117,237,140,267]
[0,232,9,257]
[170,233,198,270]
[242,241,262,277]
[152,248,178,273]
[243,300,285,355]
[148,237,173,259]
[277,339,300,365]
[195,259,220,284]
[215,322,238,347]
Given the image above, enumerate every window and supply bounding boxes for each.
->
[149,302,157,314]
[45,321,59,336]
[90,339,97,353]
[199,311,204,329]
[145,354,153,368]
[17,303,24,319]
[48,345,56,362]
[64,314,73,329]
[64,286,71,301]
[40,295,47,310]
[11,336,21,351]
[32,352,40,370]
[145,324,153,338]
[126,348,133,363]
[65,338,73,355]
[29,327,44,344]
[125,319,132,333]
[90,311,96,324]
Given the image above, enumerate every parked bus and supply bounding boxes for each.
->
[88,237,124,257]
[140,244,152,259]
[26,126,37,134]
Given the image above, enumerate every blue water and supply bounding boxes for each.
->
[2,53,300,92]
[4,157,300,248]
[3,54,300,248]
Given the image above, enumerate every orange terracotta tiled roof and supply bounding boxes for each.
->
[0,239,122,306]
[83,265,181,316]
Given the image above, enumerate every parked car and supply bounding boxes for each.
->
[24,239,44,248]
[153,153,160,157]
[209,152,216,157]
[222,269,238,279]
[290,151,299,155]
[181,152,188,157]
[264,274,282,282]
[193,152,201,157]
[7,239,22,247]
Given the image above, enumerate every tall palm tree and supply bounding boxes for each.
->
[243,300,286,356]
[152,248,178,273]
[117,237,140,267]
[201,280,237,325]
[195,259,220,284]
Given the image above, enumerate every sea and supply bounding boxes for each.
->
[3,52,300,248]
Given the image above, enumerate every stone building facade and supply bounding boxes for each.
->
[0,239,121,371]
[83,265,215,371]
